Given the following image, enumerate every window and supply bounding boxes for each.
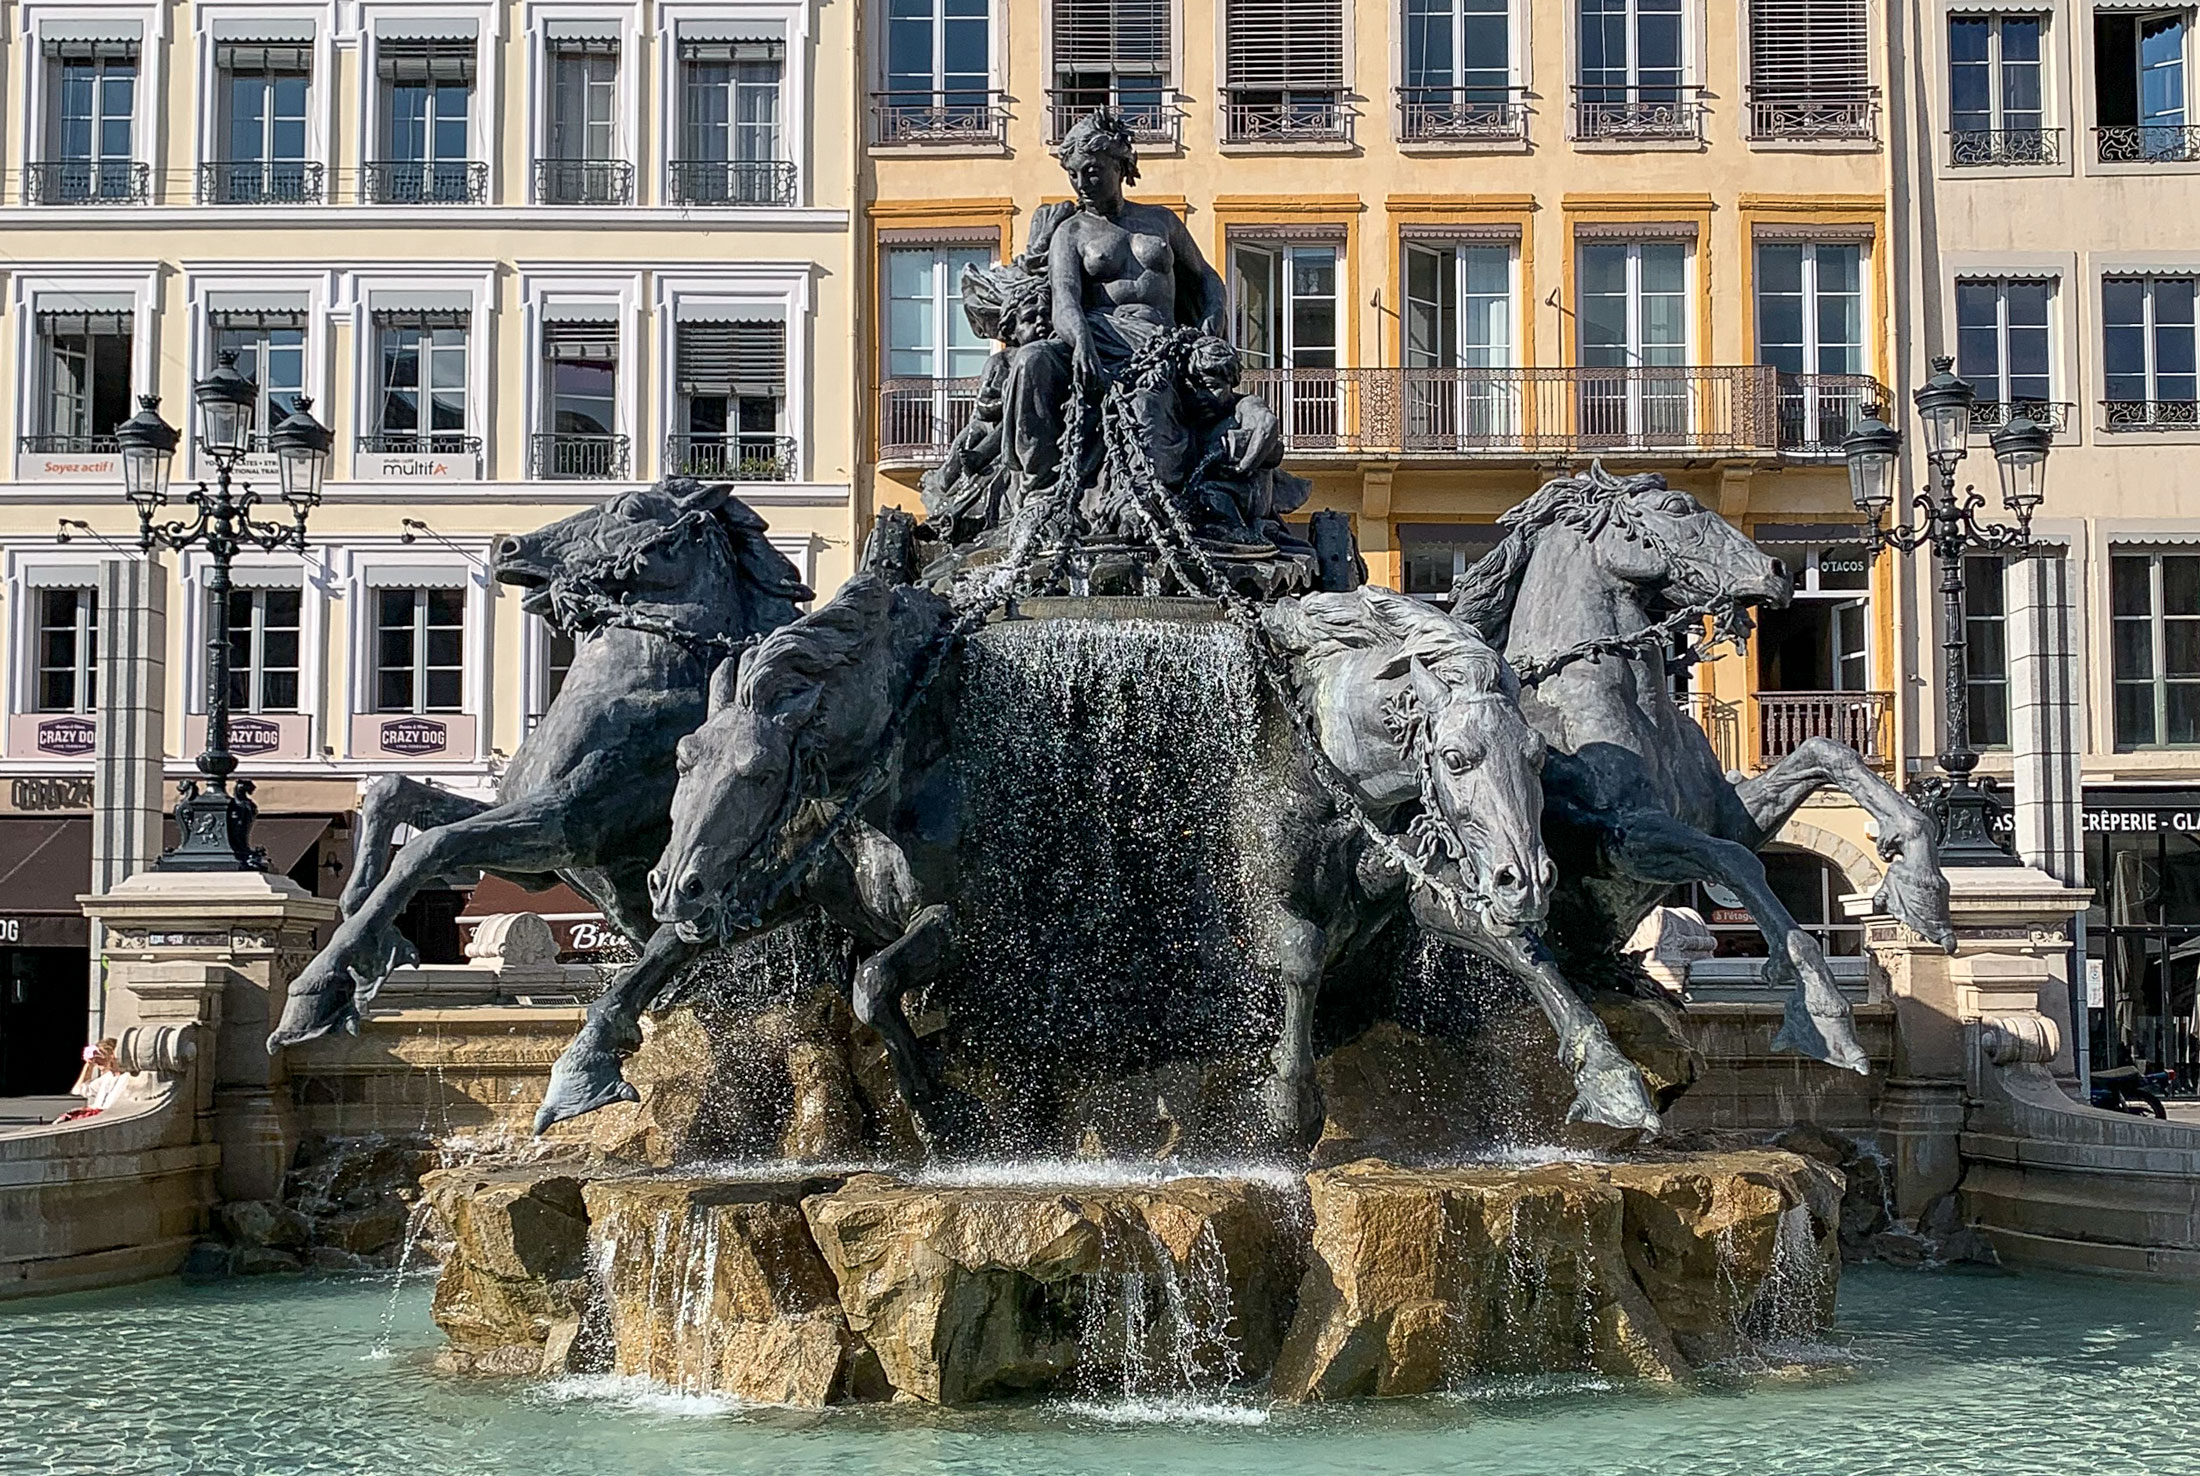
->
[370,308,472,452]
[1400,0,1517,139]
[225,589,302,713]
[1577,240,1690,439]
[1403,242,1517,444]
[2103,275,2198,429]
[1757,241,1866,449]
[2096,12,2191,161]
[1956,278,2054,429]
[1965,555,2010,750]
[1576,0,1694,138]
[374,588,465,714]
[31,308,134,450]
[1399,522,1505,597]
[1051,0,1172,139]
[40,33,142,202]
[671,318,791,479]
[371,36,479,202]
[213,40,314,202]
[1233,240,1342,442]
[541,30,626,204]
[1747,0,1873,139]
[1684,849,1864,960]
[881,244,996,457]
[34,589,98,715]
[1223,0,1350,142]
[880,0,997,142]
[526,617,576,731]
[209,309,308,449]
[1947,15,2053,164]
[1755,540,1872,695]
[2112,552,2200,747]
[675,34,789,204]
[538,316,625,479]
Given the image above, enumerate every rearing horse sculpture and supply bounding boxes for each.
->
[267,480,810,1049]
[1452,465,1956,1073]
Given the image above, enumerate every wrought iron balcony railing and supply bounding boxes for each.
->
[872,91,1010,145]
[1746,94,1878,142]
[534,159,634,205]
[357,432,483,456]
[1948,128,2061,166]
[2104,399,2200,432]
[1396,86,1528,143]
[1970,399,2073,436]
[1047,92,1183,146]
[1222,88,1354,144]
[530,432,631,480]
[2095,124,2200,164]
[666,159,798,206]
[360,160,489,204]
[1680,693,1743,774]
[1572,88,1706,141]
[1756,691,1894,771]
[199,160,325,204]
[664,432,798,481]
[18,433,121,455]
[879,377,983,464]
[1775,373,1883,459]
[25,160,151,205]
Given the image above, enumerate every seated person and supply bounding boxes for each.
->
[56,1038,128,1121]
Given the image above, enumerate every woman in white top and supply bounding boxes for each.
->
[58,1038,128,1120]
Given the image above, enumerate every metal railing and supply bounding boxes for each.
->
[198,160,325,204]
[2096,124,2200,163]
[872,90,1010,145]
[1222,88,1354,144]
[357,432,482,456]
[18,434,120,455]
[359,160,490,204]
[879,377,983,463]
[1948,128,2061,166]
[1970,399,2073,436]
[1680,693,1743,774]
[1572,88,1706,141]
[530,432,631,480]
[25,160,151,204]
[1396,86,1529,143]
[667,159,798,206]
[534,159,634,205]
[1746,94,1877,142]
[2103,399,2200,432]
[1756,691,1894,770]
[1047,93,1184,146]
[1776,373,1882,459]
[664,432,798,481]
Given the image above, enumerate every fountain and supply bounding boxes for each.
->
[268,111,1959,1410]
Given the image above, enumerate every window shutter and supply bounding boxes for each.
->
[43,38,141,62]
[1055,0,1173,73]
[678,322,787,395]
[37,309,132,337]
[1224,0,1345,89]
[209,307,310,332]
[372,306,471,329]
[679,38,785,62]
[1749,0,1871,102]
[377,38,478,83]
[216,43,313,71]
[546,20,622,55]
[543,320,619,362]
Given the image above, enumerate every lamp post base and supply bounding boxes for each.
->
[1908,773,2019,868]
[157,778,269,873]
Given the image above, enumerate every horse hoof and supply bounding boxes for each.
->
[1567,1050,1662,1135]
[265,972,360,1052]
[1772,998,1872,1075]
[534,1044,641,1133]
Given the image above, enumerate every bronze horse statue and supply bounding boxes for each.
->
[267,480,810,1049]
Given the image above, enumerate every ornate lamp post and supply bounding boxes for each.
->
[112,351,332,871]
[1842,356,2052,866]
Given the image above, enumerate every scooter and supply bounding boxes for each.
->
[2090,1065,2176,1120]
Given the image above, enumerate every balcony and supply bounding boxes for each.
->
[199,160,325,204]
[530,432,631,480]
[667,160,797,206]
[665,432,798,481]
[18,434,119,455]
[1747,94,1877,143]
[879,377,982,464]
[1680,693,1743,774]
[1970,399,2073,437]
[1775,374,1881,459]
[1572,88,1706,142]
[2095,124,2200,164]
[357,432,483,456]
[360,160,489,204]
[2103,400,2200,433]
[25,160,151,205]
[534,159,634,206]
[1756,691,1894,771]
[1222,88,1354,145]
[1396,86,1528,144]
[1047,92,1184,146]
[1948,128,2061,166]
[872,91,1010,146]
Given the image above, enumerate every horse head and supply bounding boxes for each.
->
[492,478,813,649]
[1569,465,1790,612]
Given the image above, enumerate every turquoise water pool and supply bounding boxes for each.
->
[4,1264,2196,1476]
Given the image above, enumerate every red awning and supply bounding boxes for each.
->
[461,873,615,956]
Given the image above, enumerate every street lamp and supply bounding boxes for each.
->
[1842,356,2049,866]
[115,351,332,871]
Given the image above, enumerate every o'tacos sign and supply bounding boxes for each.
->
[35,717,96,756]
[379,717,449,756]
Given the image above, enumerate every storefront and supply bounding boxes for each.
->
[2084,788,2200,1092]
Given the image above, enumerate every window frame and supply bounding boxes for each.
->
[2111,549,2200,749]
[372,585,469,716]
[2102,272,2200,421]
[1954,274,2057,412]
[32,311,135,446]
[1945,9,2054,164]
[221,586,306,715]
[32,586,99,716]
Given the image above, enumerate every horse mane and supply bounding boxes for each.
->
[1449,462,1668,648]
[1272,585,1517,699]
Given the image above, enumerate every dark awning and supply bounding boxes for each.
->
[0,817,92,948]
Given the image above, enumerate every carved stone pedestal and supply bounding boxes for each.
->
[83,870,340,1204]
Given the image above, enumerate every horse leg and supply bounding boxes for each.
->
[1259,907,1327,1149]
[1608,811,1870,1074]
[850,903,958,1140]
[1730,735,1957,953]
[535,920,706,1131]
[343,775,492,916]
[269,794,573,1048]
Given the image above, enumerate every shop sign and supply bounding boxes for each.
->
[228,718,282,755]
[379,717,449,756]
[9,777,92,812]
[2083,808,2200,833]
[35,717,96,756]
[356,451,479,481]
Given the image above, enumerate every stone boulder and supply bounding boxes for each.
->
[801,1174,1306,1404]
[1270,1149,1840,1401]
[582,1176,882,1407]
[422,1167,594,1370]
